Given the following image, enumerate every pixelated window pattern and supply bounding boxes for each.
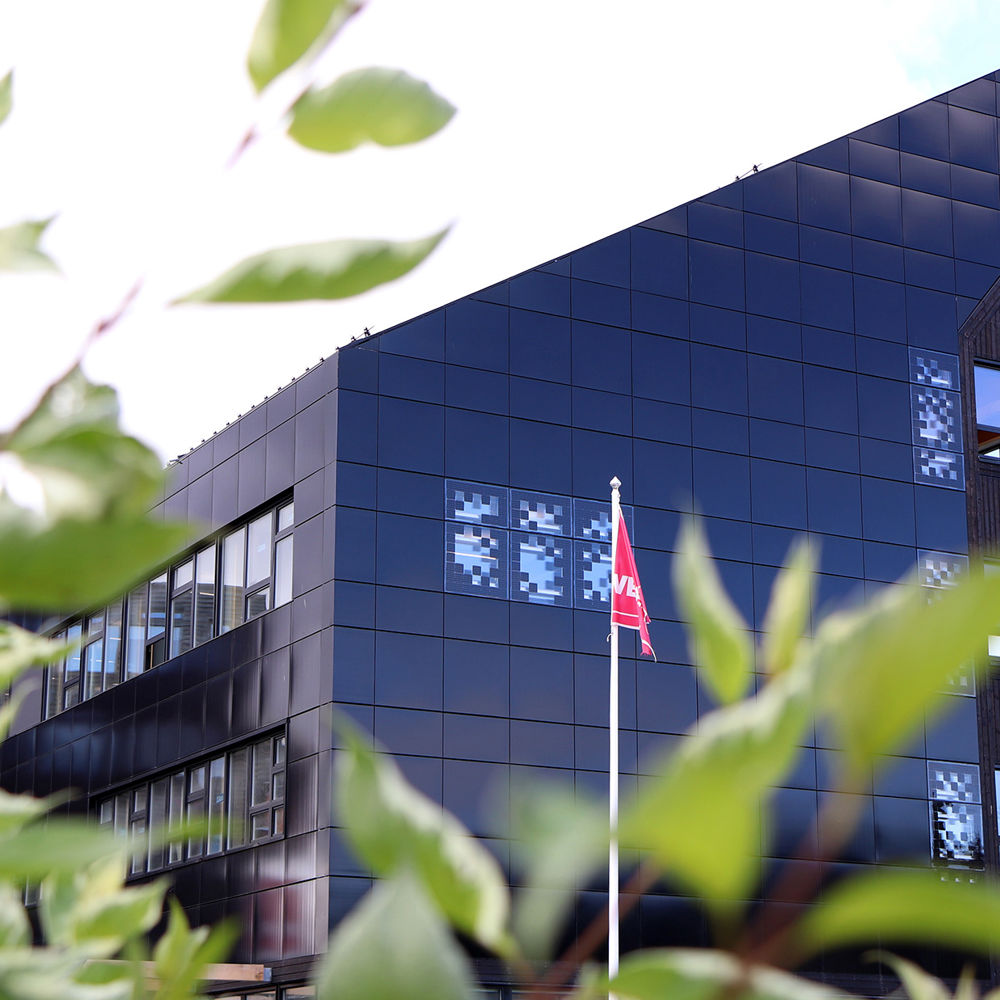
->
[919,551,975,696]
[909,350,965,490]
[974,363,1000,458]
[929,761,983,868]
[444,481,632,607]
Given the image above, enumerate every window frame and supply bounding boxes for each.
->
[974,360,1000,459]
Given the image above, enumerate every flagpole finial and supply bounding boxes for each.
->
[610,476,621,489]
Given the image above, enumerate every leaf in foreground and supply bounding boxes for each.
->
[0,218,56,272]
[508,780,607,959]
[794,870,1000,960]
[760,539,815,677]
[176,230,447,304]
[314,873,472,1000]
[247,0,351,92]
[673,519,753,705]
[0,71,11,128]
[598,947,842,1000]
[620,665,810,909]
[0,821,125,880]
[289,67,455,152]
[808,565,1000,775]
[867,952,953,1000]
[0,622,75,689]
[335,719,512,954]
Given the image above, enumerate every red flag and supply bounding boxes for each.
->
[611,517,656,659]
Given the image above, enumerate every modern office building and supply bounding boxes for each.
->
[6,66,1000,998]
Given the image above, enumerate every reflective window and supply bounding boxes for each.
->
[45,500,294,719]
[97,733,286,872]
[975,363,1000,457]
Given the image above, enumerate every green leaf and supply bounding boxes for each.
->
[0,822,125,880]
[866,952,952,1000]
[620,665,810,908]
[314,872,473,1000]
[508,780,608,959]
[673,519,753,704]
[0,789,61,837]
[809,564,1000,775]
[0,71,11,128]
[600,948,842,1000]
[153,898,236,1000]
[0,885,30,948]
[795,870,1000,959]
[0,623,75,689]
[176,230,447,304]
[0,515,192,612]
[288,68,455,152]
[0,218,56,272]
[247,0,351,92]
[335,719,512,954]
[0,366,193,611]
[760,540,815,677]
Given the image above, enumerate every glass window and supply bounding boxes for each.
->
[63,623,82,709]
[194,545,216,647]
[125,584,148,680]
[170,587,193,657]
[168,771,185,865]
[274,536,293,607]
[207,757,226,855]
[976,363,1000,457]
[147,574,167,640]
[220,528,246,634]
[104,601,122,691]
[277,502,294,533]
[227,748,249,850]
[148,778,168,870]
[45,630,66,720]
[247,513,273,587]
[246,587,270,620]
[83,637,104,701]
[187,765,206,860]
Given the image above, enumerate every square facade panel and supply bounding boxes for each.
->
[930,801,984,866]
[928,761,982,803]
[913,447,965,488]
[510,531,572,607]
[909,347,961,391]
[910,385,963,452]
[445,480,508,527]
[445,524,507,598]
[511,489,571,535]
[574,540,611,608]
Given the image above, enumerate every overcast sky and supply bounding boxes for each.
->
[3,1,1000,460]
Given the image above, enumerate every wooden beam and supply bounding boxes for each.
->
[86,961,270,984]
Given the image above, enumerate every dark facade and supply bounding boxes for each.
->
[6,67,1000,998]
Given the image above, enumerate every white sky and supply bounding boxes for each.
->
[2,1,1000,459]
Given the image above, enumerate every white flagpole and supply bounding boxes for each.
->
[609,475,621,992]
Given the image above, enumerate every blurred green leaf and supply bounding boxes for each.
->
[336,720,512,954]
[0,623,75,689]
[289,68,455,152]
[673,519,752,704]
[152,898,235,1000]
[0,71,12,128]
[0,886,29,949]
[314,872,473,1000]
[0,219,56,272]
[0,515,191,612]
[0,789,60,837]
[808,565,1000,776]
[0,821,125,879]
[596,948,841,1000]
[867,952,952,1000]
[0,366,192,610]
[760,540,815,677]
[795,870,1000,959]
[0,949,127,1000]
[508,780,607,959]
[621,666,810,909]
[247,0,351,92]
[176,230,447,304]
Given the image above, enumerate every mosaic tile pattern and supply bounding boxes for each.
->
[909,348,960,391]
[445,524,507,596]
[575,540,611,607]
[928,761,981,803]
[511,532,571,606]
[913,447,964,488]
[930,801,984,865]
[446,481,507,527]
[910,386,963,452]
[443,482,633,606]
[943,662,977,697]
[511,490,569,535]
[918,551,969,588]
